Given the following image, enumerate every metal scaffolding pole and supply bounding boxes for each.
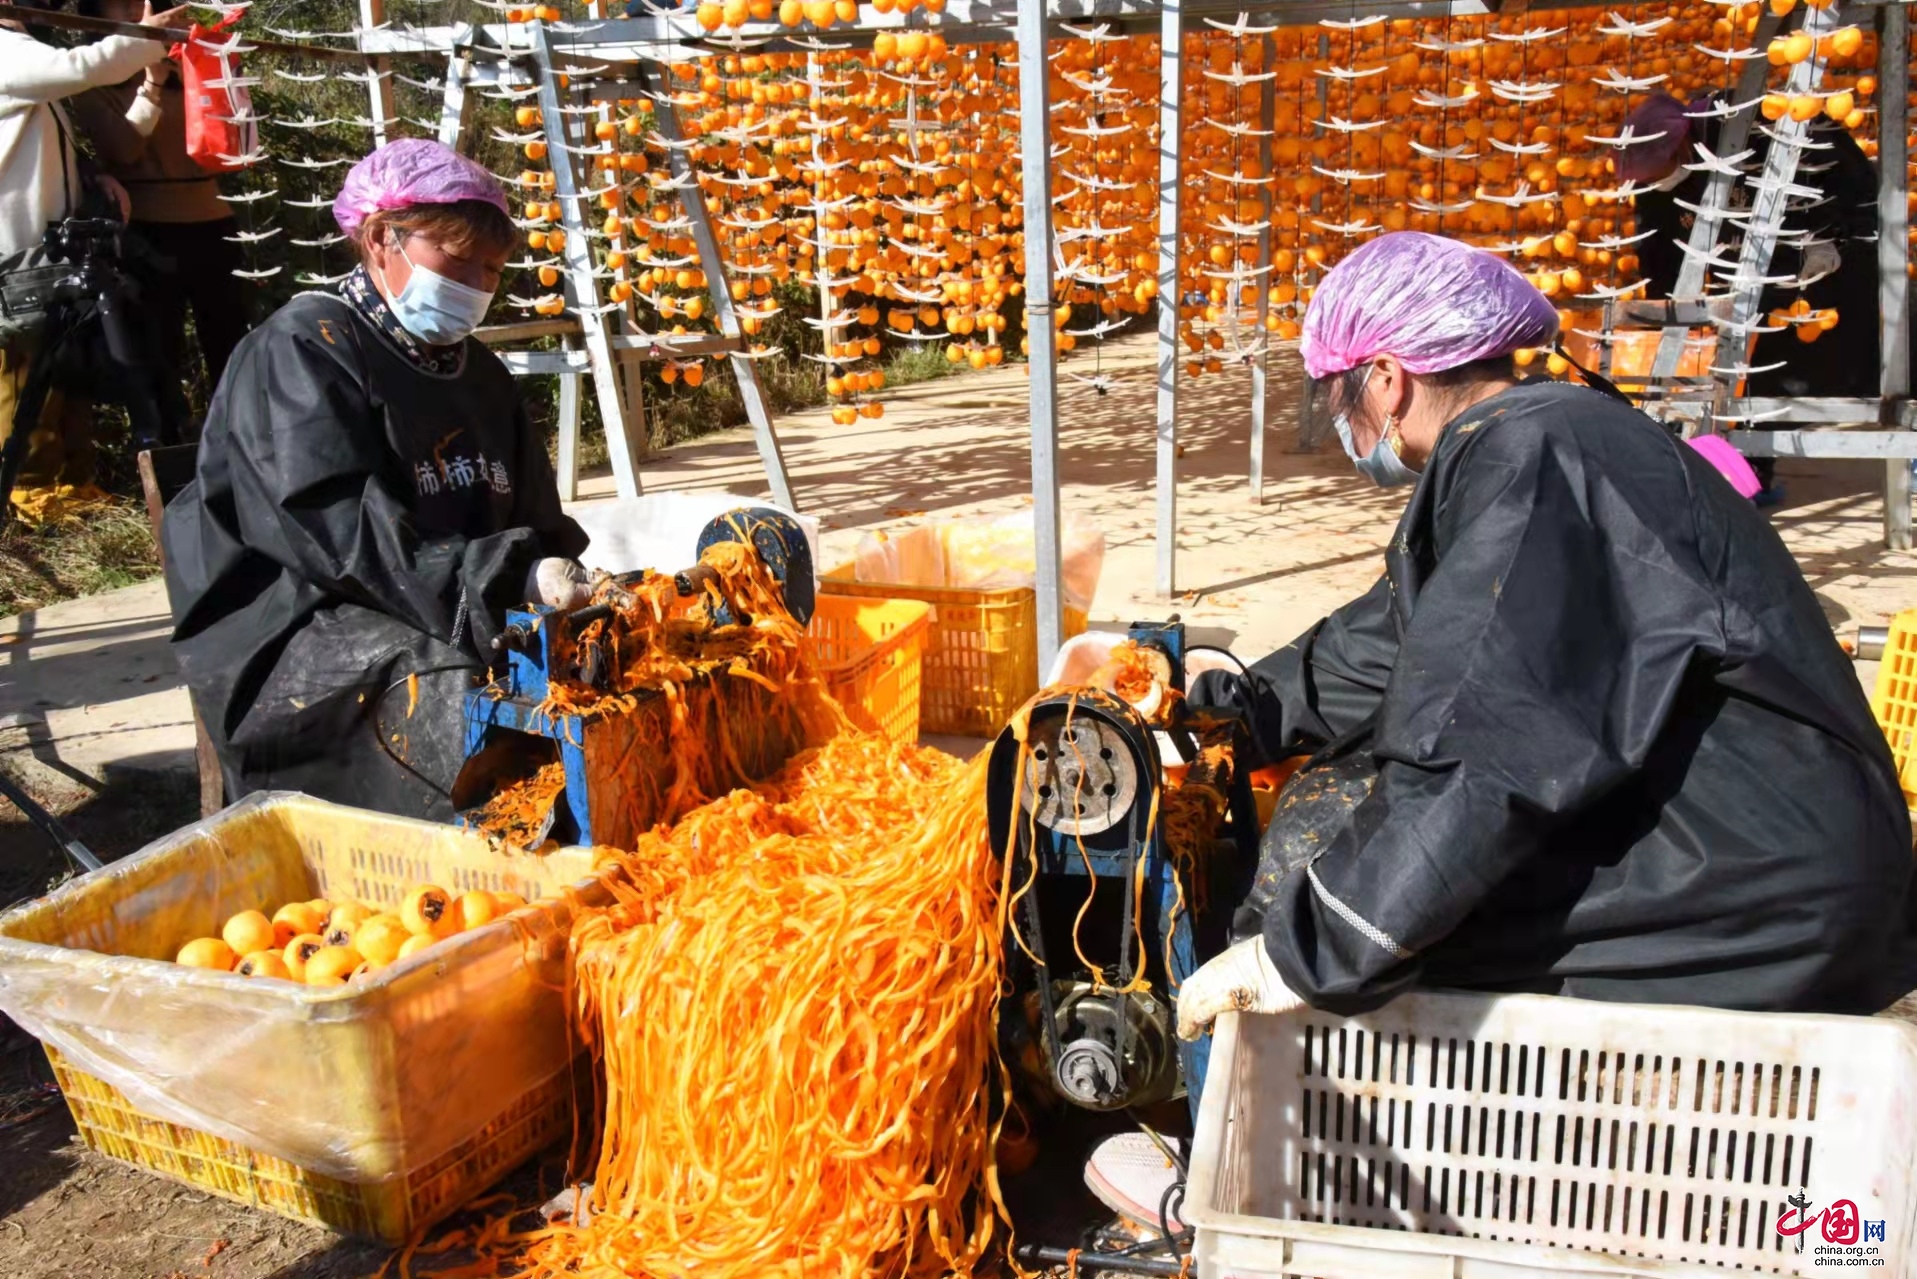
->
[1017,0,1065,671]
[1248,30,1274,506]
[1645,10,1782,397]
[1880,0,1911,549]
[434,24,476,149]
[530,23,648,498]
[1710,5,1841,392]
[1154,0,1182,597]
[650,78,797,512]
[358,0,399,146]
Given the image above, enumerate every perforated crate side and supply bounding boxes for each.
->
[49,1045,579,1243]
[809,596,931,744]
[821,570,1086,737]
[49,1046,393,1237]
[1871,608,1917,806]
[1186,995,1917,1278]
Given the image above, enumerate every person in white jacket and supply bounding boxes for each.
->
[0,0,183,517]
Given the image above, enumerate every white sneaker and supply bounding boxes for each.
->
[1083,1132,1187,1234]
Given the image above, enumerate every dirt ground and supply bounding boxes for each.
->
[0,1029,578,1278]
[0,1063,389,1279]
[5,336,1917,1275]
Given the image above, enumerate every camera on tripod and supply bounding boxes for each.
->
[45,217,124,261]
[41,218,141,366]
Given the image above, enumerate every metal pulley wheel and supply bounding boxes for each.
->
[1019,709,1140,837]
[1049,982,1178,1110]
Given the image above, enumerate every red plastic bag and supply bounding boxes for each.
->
[171,13,259,172]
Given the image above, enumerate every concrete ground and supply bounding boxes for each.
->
[5,332,1910,828]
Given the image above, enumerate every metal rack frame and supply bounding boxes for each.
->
[334,0,1912,667]
[1638,1,1914,547]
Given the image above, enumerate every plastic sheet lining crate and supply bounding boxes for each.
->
[822,566,1089,738]
[1870,607,1917,809]
[0,792,604,1243]
[1185,993,1917,1277]
[40,1045,584,1242]
[806,595,931,745]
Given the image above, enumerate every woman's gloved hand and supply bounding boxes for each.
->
[527,558,591,609]
[1175,937,1305,1040]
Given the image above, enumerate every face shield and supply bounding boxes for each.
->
[1298,365,1374,452]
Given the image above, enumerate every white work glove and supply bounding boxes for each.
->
[1176,937,1305,1040]
[1801,240,1842,282]
[527,557,591,609]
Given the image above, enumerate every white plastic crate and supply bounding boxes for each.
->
[1185,992,1917,1277]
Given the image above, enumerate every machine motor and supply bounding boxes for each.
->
[987,620,1260,1118]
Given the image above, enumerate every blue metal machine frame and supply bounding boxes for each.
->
[988,619,1259,1118]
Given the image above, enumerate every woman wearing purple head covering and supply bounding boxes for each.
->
[1175,231,1914,1038]
[159,139,588,820]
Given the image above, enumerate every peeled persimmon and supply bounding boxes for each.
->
[272,902,324,948]
[305,946,362,986]
[283,933,326,982]
[355,915,411,966]
[236,950,291,980]
[402,886,460,939]
[221,910,276,957]
[458,891,502,930]
[177,938,236,971]
[328,901,372,933]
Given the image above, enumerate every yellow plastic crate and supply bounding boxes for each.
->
[0,793,604,1243]
[822,567,1088,738]
[806,595,932,745]
[1871,608,1917,809]
[41,1045,583,1242]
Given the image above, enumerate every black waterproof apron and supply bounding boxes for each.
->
[162,291,586,820]
[1205,378,1916,1015]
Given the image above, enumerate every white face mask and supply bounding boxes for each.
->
[1331,366,1422,488]
[378,239,495,347]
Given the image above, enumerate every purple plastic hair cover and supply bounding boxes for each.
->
[333,138,511,238]
[1299,231,1561,381]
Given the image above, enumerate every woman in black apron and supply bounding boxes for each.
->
[1177,231,1915,1036]
[162,140,589,820]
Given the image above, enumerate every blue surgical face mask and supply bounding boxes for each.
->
[380,240,495,347]
[1332,367,1422,488]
